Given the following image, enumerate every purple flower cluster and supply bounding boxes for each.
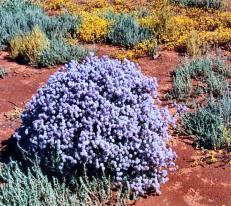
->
[174,102,188,116]
[14,54,176,195]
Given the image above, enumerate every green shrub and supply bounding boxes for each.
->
[171,0,225,9]
[180,94,231,150]
[206,71,229,97]
[169,56,230,100]
[106,13,152,48]
[187,57,212,79]
[0,0,81,49]
[38,38,87,67]
[0,160,129,206]
[45,13,81,39]
[10,26,50,65]
[171,65,192,99]
[0,0,85,66]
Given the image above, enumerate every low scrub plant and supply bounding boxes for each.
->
[0,160,129,206]
[206,71,229,97]
[169,56,230,100]
[10,26,50,65]
[106,13,152,48]
[185,30,201,56]
[38,38,87,67]
[0,0,85,67]
[0,0,81,46]
[157,6,231,52]
[0,0,47,49]
[171,66,192,99]
[180,94,231,150]
[132,38,159,58]
[78,12,110,43]
[14,54,176,195]
[150,0,176,42]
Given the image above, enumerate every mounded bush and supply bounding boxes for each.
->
[0,0,81,47]
[106,13,152,48]
[78,12,110,43]
[0,0,86,67]
[38,38,87,67]
[169,56,230,100]
[14,55,176,195]
[181,94,231,150]
[10,26,50,65]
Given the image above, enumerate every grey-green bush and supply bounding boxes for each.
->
[171,64,192,99]
[206,72,229,97]
[0,160,130,206]
[106,13,152,48]
[180,94,231,150]
[39,38,87,67]
[0,0,81,48]
[169,56,230,100]
[0,0,86,67]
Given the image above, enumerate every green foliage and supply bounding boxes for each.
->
[45,13,81,39]
[175,55,231,150]
[171,65,192,99]
[38,38,87,67]
[206,71,229,97]
[0,0,81,48]
[0,0,86,67]
[171,0,225,9]
[169,56,230,100]
[0,67,7,79]
[0,160,130,206]
[106,12,152,48]
[180,94,231,150]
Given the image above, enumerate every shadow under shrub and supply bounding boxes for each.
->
[14,54,176,195]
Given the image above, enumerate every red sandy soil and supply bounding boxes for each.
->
[0,47,231,206]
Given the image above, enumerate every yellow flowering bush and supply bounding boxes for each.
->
[220,125,231,150]
[78,12,110,43]
[132,39,158,57]
[10,26,50,65]
[110,50,137,61]
[40,0,231,55]
[150,0,175,42]
[200,28,231,46]
[157,6,231,52]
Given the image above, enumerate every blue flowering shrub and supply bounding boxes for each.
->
[14,54,176,195]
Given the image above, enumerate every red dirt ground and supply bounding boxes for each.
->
[0,47,231,206]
